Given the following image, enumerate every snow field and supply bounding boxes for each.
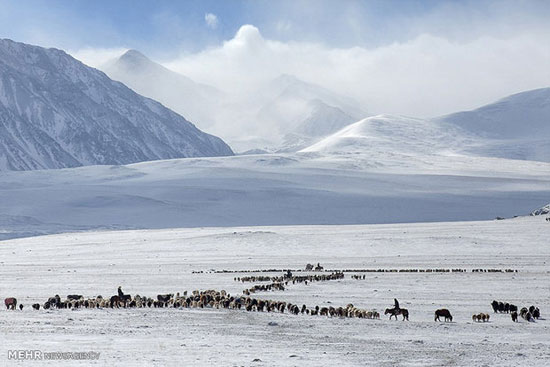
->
[1,217,549,365]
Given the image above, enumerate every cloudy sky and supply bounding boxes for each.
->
[1,0,549,117]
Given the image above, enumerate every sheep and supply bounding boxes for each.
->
[520,307,535,322]
[520,307,528,318]
[473,313,489,322]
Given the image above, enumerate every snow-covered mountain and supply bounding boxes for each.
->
[300,89,550,162]
[0,39,233,171]
[258,74,365,120]
[254,74,365,139]
[103,49,223,128]
[293,100,357,137]
[98,49,366,152]
[435,88,550,162]
[437,88,550,138]
[300,114,473,155]
[278,99,357,152]
[216,74,367,152]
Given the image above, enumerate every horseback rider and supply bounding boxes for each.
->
[118,286,124,297]
[394,298,400,310]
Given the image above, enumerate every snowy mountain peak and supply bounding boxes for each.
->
[103,48,223,128]
[117,49,152,68]
[0,39,233,171]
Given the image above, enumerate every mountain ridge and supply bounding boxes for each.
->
[0,38,233,171]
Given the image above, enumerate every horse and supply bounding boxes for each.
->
[119,294,132,307]
[4,297,17,310]
[435,308,453,322]
[385,307,409,321]
[109,295,121,308]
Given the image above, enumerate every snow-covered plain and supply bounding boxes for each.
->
[0,217,549,366]
[1,150,550,241]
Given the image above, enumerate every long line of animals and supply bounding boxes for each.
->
[2,269,542,325]
[2,293,540,324]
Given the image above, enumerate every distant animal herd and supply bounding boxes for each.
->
[2,266,543,326]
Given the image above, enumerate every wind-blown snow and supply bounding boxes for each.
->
[0,39,233,171]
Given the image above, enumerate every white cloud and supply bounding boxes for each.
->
[164,24,550,118]
[68,22,550,149]
[204,13,218,29]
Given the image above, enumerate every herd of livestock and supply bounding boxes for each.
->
[2,269,543,325]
